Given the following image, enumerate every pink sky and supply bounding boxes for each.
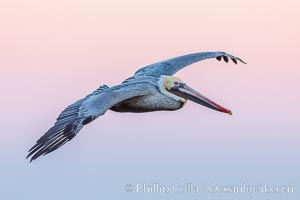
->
[0,0,299,151]
[1,0,299,148]
[0,1,299,199]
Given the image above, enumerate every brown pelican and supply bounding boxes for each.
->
[27,51,246,162]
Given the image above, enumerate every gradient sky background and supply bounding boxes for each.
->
[0,0,299,199]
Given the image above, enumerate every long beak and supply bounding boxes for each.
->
[171,84,232,115]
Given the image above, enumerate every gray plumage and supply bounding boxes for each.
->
[27,51,245,162]
[133,51,246,77]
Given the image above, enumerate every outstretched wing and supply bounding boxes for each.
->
[27,83,150,162]
[134,51,246,78]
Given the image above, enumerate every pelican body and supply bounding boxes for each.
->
[111,77,186,112]
[27,51,246,162]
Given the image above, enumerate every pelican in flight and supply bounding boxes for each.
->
[27,51,246,162]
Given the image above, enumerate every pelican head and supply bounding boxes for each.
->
[158,76,232,115]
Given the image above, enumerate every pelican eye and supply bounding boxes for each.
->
[179,83,186,88]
